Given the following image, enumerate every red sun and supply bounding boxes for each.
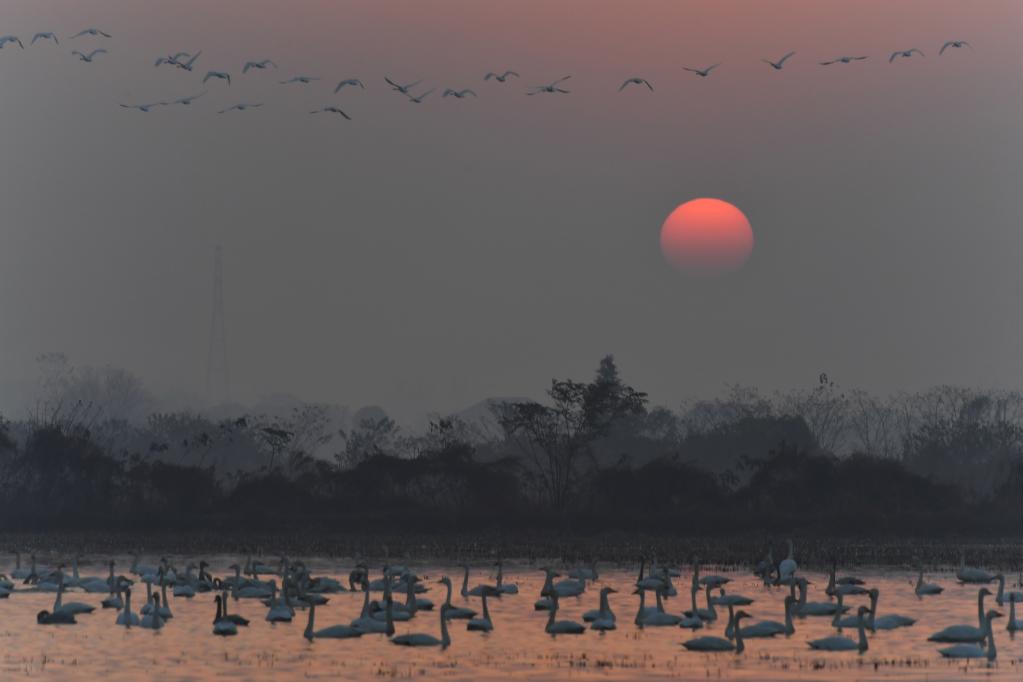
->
[660,198,753,275]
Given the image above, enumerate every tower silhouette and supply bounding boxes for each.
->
[206,245,230,404]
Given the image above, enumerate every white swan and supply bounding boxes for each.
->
[72,49,106,62]
[242,59,278,73]
[280,75,319,85]
[778,540,798,581]
[203,71,231,86]
[495,561,518,595]
[740,595,795,638]
[1008,594,1022,632]
[763,52,796,70]
[140,594,164,630]
[994,574,1023,606]
[11,553,33,580]
[0,35,23,49]
[956,554,995,584]
[54,576,95,616]
[683,611,751,652]
[938,610,1000,660]
[683,583,717,622]
[443,88,477,98]
[819,56,867,65]
[116,588,140,627]
[218,103,262,114]
[392,605,451,648]
[694,558,730,589]
[460,564,496,597]
[384,77,422,94]
[526,76,571,95]
[929,588,991,642]
[889,48,924,62]
[467,591,495,632]
[31,32,59,46]
[350,590,394,635]
[70,28,111,38]
[915,566,943,596]
[212,595,238,636]
[303,601,361,639]
[545,594,585,635]
[683,64,720,78]
[619,77,653,92]
[809,607,869,652]
[484,70,519,82]
[635,588,680,627]
[583,586,616,622]
[793,577,845,617]
[265,582,293,622]
[939,40,972,55]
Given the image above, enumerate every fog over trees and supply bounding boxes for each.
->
[2,352,1021,533]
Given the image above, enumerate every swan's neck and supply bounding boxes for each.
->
[734,616,745,653]
[496,564,504,587]
[784,601,794,634]
[304,604,315,638]
[705,586,716,617]
[385,598,394,636]
[831,595,844,627]
[440,607,450,647]
[655,590,665,614]
[481,594,490,620]
[985,615,997,660]
[546,603,557,631]
[978,591,986,627]
[868,594,879,630]
[635,590,646,622]
[599,591,610,615]
[444,581,453,607]
[857,616,868,652]
[461,567,469,595]
[690,588,699,613]
[360,588,370,617]
[997,576,1005,602]
[124,591,131,613]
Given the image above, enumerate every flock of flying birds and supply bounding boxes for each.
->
[0,28,976,119]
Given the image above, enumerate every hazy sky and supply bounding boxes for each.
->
[2,1,1021,424]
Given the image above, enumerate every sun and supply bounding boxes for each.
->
[660,198,754,275]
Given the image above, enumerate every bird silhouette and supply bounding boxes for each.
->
[31,32,59,46]
[280,75,319,85]
[762,52,795,70]
[527,76,571,95]
[334,78,365,93]
[120,102,163,112]
[155,52,189,67]
[165,91,207,106]
[939,40,972,55]
[385,77,422,94]
[405,88,435,103]
[484,70,519,82]
[70,28,112,39]
[203,71,231,85]
[218,103,262,113]
[889,48,924,63]
[683,64,720,77]
[243,59,278,73]
[72,49,107,62]
[442,88,477,98]
[0,35,25,49]
[310,106,352,119]
[819,56,867,65]
[619,77,653,91]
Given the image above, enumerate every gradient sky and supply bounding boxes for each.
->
[1,1,1021,424]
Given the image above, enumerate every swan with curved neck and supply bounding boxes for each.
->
[938,610,1002,660]
[391,602,451,648]
[683,611,751,652]
[928,588,991,642]
[809,607,870,652]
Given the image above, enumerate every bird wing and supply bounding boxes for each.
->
[419,88,435,99]
[243,62,255,73]
[643,79,653,90]
[155,56,166,66]
[618,81,628,91]
[778,51,795,65]
[553,75,571,84]
[339,109,351,120]
[99,31,111,38]
[853,56,867,60]
[384,76,399,88]
[939,42,953,55]
[911,48,925,56]
[682,67,700,73]
[504,71,520,78]
[889,52,898,63]
[706,63,721,72]
[70,30,88,38]
[442,88,455,97]
[484,72,496,80]
[334,82,344,93]
[203,72,213,83]
[464,89,477,97]
[819,59,836,65]
[185,51,201,67]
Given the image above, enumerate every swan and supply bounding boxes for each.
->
[619,77,653,91]
[809,607,870,652]
[31,32,59,46]
[677,587,705,630]
[0,35,23,49]
[405,89,435,103]
[484,70,519,82]
[166,91,207,106]
[140,595,164,630]
[635,557,667,592]
[11,553,33,580]
[957,555,996,584]
[915,566,943,596]
[460,564,497,598]
[157,578,174,619]
[212,596,238,636]
[825,560,865,596]
[545,594,585,635]
[568,562,599,581]
[778,540,798,581]
[868,590,915,631]
[793,578,845,617]
[428,576,473,619]
[173,564,198,597]
[635,589,681,627]
[939,40,972,55]
[280,75,319,85]
[694,559,730,589]
[467,591,495,632]
[351,589,395,635]
[309,106,351,119]
[819,56,868,65]
[70,28,111,38]
[495,561,518,595]
[889,48,924,62]
[711,588,754,606]
[37,609,76,625]
[994,574,1023,606]
[938,610,1001,660]
[218,103,262,114]
[683,611,751,652]
[384,77,421,94]
[583,586,616,622]
[929,588,991,642]
[131,555,158,579]
[265,582,293,622]
[683,64,720,78]
[443,88,477,98]
[303,601,361,639]
[763,52,796,70]
[741,595,795,638]
[72,49,106,62]
[370,581,411,621]
[203,71,231,86]
[538,568,584,604]
[242,59,278,73]
[683,584,717,622]
[0,574,12,591]
[120,102,164,113]
[116,588,140,627]
[527,76,571,95]
[53,577,95,616]
[392,605,451,648]
[1008,594,1022,632]
[217,590,249,625]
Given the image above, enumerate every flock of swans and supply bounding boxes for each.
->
[0,27,976,119]
[1,540,1019,667]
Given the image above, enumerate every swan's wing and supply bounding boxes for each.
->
[339,109,351,120]
[155,56,166,66]
[553,75,571,84]
[464,89,477,97]
[962,41,973,50]
[266,60,278,68]
[618,81,629,91]
[504,71,520,78]
[555,87,570,93]
[707,63,721,72]
[203,72,213,83]
[889,52,898,63]
[243,62,255,73]
[819,59,835,65]
[69,30,88,39]
[682,67,699,73]
[99,31,111,38]
[644,79,653,90]
[384,76,399,88]
[185,51,201,67]
[853,56,867,60]
[778,51,795,65]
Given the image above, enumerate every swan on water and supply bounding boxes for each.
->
[956,554,995,584]
[915,566,943,596]
[808,607,870,652]
[938,610,1001,660]
[213,595,238,636]
[437,576,476,619]
[929,588,991,642]
[793,577,846,617]
[392,605,452,648]
[466,591,495,632]
[683,611,751,652]
[140,595,164,630]
[545,594,585,635]
[495,561,518,595]
[635,588,680,627]
[37,609,76,625]
[303,601,361,639]
[583,586,616,622]
[350,589,395,635]
[778,540,798,581]
[1007,594,1022,632]
[116,588,140,627]
[994,574,1023,606]
[740,595,795,638]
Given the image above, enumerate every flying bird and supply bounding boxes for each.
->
[526,76,571,95]
[120,102,163,113]
[405,88,435,103]
[72,49,107,62]
[155,52,189,67]
[203,70,231,85]
[218,103,262,114]
[819,56,868,65]
[762,51,795,70]
[174,51,201,71]
[385,77,422,94]
[165,91,207,106]
[279,75,319,84]
[939,40,972,55]
[0,35,24,49]
[334,78,365,93]
[70,28,111,39]
[242,59,278,73]
[484,70,519,82]
[683,64,720,77]
[889,48,924,62]
[310,106,351,119]
[619,77,653,91]
[31,32,59,46]
[442,88,477,98]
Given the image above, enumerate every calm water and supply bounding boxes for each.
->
[2,556,1022,681]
